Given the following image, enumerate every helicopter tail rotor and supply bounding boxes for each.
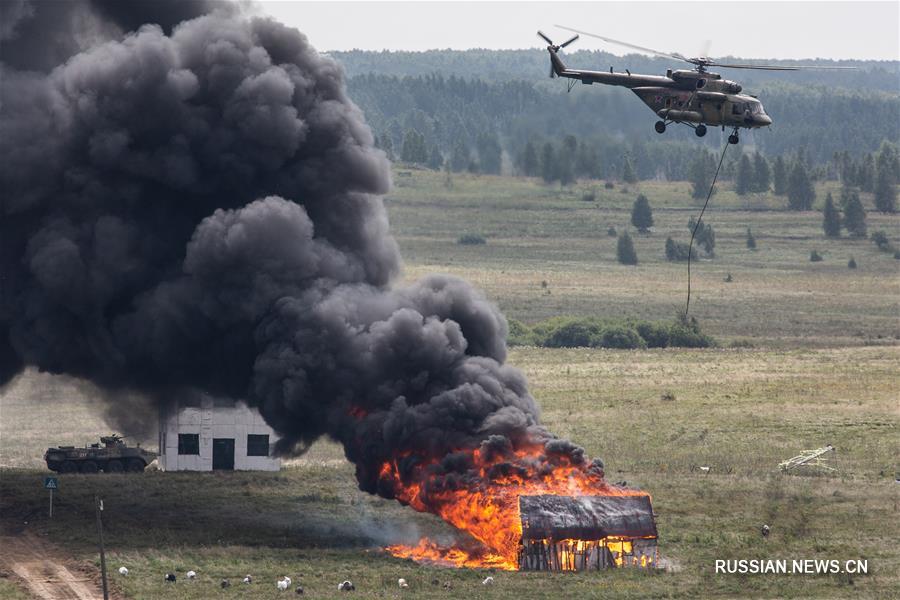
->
[537,31,579,78]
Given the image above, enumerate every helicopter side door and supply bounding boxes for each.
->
[725,99,749,126]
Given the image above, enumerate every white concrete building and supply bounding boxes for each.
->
[158,395,280,471]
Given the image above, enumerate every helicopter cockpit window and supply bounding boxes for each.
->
[749,101,764,114]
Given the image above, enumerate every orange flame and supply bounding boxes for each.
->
[380,443,648,569]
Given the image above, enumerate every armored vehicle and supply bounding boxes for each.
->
[44,434,156,474]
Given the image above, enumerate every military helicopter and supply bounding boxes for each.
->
[539,26,854,144]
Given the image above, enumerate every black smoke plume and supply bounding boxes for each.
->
[1,6,599,510]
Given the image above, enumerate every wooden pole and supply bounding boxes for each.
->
[95,496,109,600]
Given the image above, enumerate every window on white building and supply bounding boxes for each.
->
[178,433,200,455]
[247,434,270,457]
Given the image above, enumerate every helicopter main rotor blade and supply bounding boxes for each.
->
[706,61,857,71]
[559,34,580,48]
[537,30,554,46]
[555,24,692,64]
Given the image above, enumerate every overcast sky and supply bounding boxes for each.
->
[258,1,900,61]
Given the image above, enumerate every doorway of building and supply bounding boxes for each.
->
[212,438,235,470]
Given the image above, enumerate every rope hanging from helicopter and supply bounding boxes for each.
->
[683,130,735,317]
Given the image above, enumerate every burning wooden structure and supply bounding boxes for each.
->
[518,495,658,571]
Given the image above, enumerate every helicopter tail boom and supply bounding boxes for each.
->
[548,48,567,77]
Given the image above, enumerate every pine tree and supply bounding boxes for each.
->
[842,188,867,238]
[427,146,443,170]
[753,153,771,192]
[631,194,654,232]
[773,155,788,195]
[522,141,539,177]
[665,237,677,261]
[617,232,638,265]
[476,132,502,175]
[689,152,715,199]
[787,160,815,210]
[859,154,876,192]
[735,154,754,195]
[822,192,841,238]
[576,141,600,179]
[557,156,575,187]
[443,160,453,189]
[540,142,556,183]
[875,140,899,184]
[746,227,756,250]
[400,129,427,164]
[874,168,897,213]
[688,216,716,256]
[622,154,638,184]
[450,141,469,172]
[557,136,576,187]
[379,133,394,161]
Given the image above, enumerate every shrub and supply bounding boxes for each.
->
[543,320,604,348]
[665,237,697,261]
[848,257,857,269]
[810,250,823,262]
[513,316,714,349]
[457,233,486,245]
[668,317,715,348]
[724,273,733,283]
[635,321,671,348]
[687,216,715,256]
[600,325,646,349]
[617,232,638,265]
[506,319,535,346]
[604,181,614,189]
[582,192,596,202]
[871,230,891,250]
[660,391,676,402]
[607,226,617,237]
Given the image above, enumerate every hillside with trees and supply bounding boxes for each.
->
[339,50,899,212]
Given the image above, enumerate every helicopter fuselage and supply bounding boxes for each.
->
[549,51,773,130]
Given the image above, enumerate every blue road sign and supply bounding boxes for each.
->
[44,476,58,490]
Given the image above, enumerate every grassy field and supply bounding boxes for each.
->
[2,347,897,599]
[1,169,898,599]
[390,168,899,347]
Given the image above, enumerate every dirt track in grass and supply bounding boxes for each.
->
[0,533,112,600]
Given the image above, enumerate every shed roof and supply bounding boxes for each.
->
[518,494,657,541]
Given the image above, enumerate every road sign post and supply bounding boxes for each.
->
[44,477,58,518]
[95,496,109,600]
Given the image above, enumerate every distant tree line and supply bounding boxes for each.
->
[350,72,900,177]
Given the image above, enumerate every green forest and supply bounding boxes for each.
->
[337,49,900,193]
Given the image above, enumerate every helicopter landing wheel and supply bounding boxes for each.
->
[695,125,707,137]
[654,120,666,134]
[728,132,739,144]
